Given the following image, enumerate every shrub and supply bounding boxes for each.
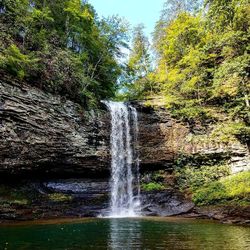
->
[141,182,165,191]
[210,122,250,144]
[175,164,230,192]
[1,45,38,79]
[193,171,250,206]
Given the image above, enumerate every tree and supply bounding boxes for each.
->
[129,25,151,77]
[0,0,130,107]
[120,24,152,99]
[153,0,203,50]
[149,0,249,130]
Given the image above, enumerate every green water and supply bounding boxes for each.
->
[0,218,250,250]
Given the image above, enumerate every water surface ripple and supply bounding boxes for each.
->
[0,218,250,250]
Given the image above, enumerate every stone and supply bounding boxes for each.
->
[0,77,111,176]
[141,190,195,216]
[0,77,249,223]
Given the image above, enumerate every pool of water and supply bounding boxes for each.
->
[0,217,250,249]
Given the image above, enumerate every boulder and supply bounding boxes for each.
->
[141,190,195,216]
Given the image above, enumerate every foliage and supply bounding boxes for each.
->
[153,0,203,50]
[193,171,250,205]
[175,164,230,192]
[118,24,153,100]
[174,160,250,206]
[1,44,38,79]
[210,121,250,144]
[141,182,165,191]
[0,0,129,107]
[121,0,249,138]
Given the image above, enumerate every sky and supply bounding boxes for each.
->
[89,0,165,38]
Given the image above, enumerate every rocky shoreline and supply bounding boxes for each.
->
[0,78,249,225]
[183,205,250,225]
[0,179,249,225]
[0,179,193,220]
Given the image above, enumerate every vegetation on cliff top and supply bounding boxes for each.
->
[0,0,129,107]
[1,0,249,126]
[120,0,249,142]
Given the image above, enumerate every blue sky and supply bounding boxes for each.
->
[89,0,165,38]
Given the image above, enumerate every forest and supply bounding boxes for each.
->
[123,0,249,140]
[0,0,129,106]
[0,0,249,135]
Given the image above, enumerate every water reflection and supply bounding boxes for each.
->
[0,218,250,249]
[107,218,250,250]
[109,219,142,250]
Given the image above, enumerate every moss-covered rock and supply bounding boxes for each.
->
[47,193,72,202]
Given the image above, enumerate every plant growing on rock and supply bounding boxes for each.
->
[193,171,250,206]
[141,182,165,191]
[175,164,231,192]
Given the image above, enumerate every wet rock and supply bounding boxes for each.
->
[141,190,195,216]
[43,179,110,194]
[0,179,110,221]
[183,205,250,225]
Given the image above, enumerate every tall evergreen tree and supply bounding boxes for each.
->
[119,24,152,99]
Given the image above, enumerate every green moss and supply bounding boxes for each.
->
[193,171,250,206]
[141,170,169,192]
[10,199,28,205]
[48,193,72,202]
[141,182,165,191]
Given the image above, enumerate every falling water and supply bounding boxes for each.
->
[104,101,141,217]
[130,106,141,211]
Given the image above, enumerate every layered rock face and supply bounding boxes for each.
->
[0,79,190,176]
[0,79,249,176]
[136,104,250,173]
[0,78,110,176]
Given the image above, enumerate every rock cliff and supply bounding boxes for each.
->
[0,78,249,176]
[0,78,110,176]
[136,103,250,173]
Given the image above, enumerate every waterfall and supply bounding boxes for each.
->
[130,106,141,209]
[104,101,141,217]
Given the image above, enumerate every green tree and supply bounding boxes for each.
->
[153,0,203,50]
[120,24,152,99]
[149,0,249,138]
[0,0,129,107]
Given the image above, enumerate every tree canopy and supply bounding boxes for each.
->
[122,0,249,128]
[0,0,129,107]
[118,24,152,100]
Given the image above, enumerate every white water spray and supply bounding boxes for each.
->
[104,101,141,217]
